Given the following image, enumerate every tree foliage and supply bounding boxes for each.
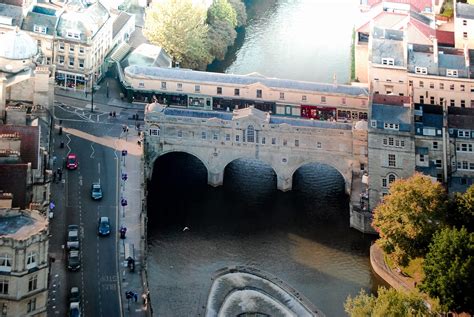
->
[208,0,237,28]
[344,287,437,317]
[144,0,212,69]
[228,0,247,27]
[449,185,474,232]
[206,19,237,60]
[372,173,447,265]
[421,227,474,313]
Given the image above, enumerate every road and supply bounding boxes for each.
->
[48,101,134,316]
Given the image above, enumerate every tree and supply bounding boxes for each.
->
[207,19,237,60]
[144,0,212,70]
[344,287,437,317]
[421,227,474,313]
[372,173,447,265]
[207,0,237,28]
[449,185,474,232]
[227,0,247,27]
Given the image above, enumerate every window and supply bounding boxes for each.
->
[415,67,427,74]
[0,279,8,295]
[433,141,438,149]
[295,139,299,147]
[439,83,444,90]
[450,84,455,90]
[201,132,206,139]
[382,178,387,188]
[161,82,167,89]
[450,99,455,107]
[458,130,470,138]
[213,133,218,140]
[384,123,399,130]
[436,160,442,168]
[321,96,326,103]
[28,275,38,292]
[78,59,84,69]
[383,138,387,146]
[235,135,240,142]
[271,138,276,145]
[461,100,466,108]
[217,87,222,95]
[463,32,468,39]
[419,154,425,162]
[279,92,284,100]
[463,19,468,26]
[388,174,396,184]
[382,58,394,65]
[246,125,255,143]
[316,141,322,148]
[429,82,434,89]
[285,106,292,115]
[33,25,47,34]
[302,95,307,101]
[58,55,64,65]
[79,46,84,54]
[37,40,41,48]
[234,88,240,96]
[177,130,182,138]
[388,137,394,146]
[256,89,262,98]
[419,81,424,88]
[0,254,11,272]
[149,127,160,136]
[370,120,377,128]
[388,154,396,167]
[225,134,230,141]
[341,97,346,105]
[461,84,465,91]
[430,96,435,104]
[27,298,36,313]
[26,251,37,269]
[456,143,473,152]
[195,85,200,93]
[68,57,74,67]
[69,45,75,53]
[261,137,266,145]
[447,69,458,77]
[283,139,287,146]
[177,83,182,91]
[440,97,445,106]
[59,42,65,51]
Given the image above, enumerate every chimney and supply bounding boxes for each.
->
[464,43,470,68]
[0,192,13,209]
[433,37,438,65]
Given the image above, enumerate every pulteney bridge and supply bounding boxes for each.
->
[143,103,368,194]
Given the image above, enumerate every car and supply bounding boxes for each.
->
[69,301,81,317]
[98,217,111,236]
[67,250,80,271]
[69,286,81,304]
[91,183,103,200]
[66,153,78,170]
[66,225,80,250]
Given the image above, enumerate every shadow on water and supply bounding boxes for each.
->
[147,153,378,316]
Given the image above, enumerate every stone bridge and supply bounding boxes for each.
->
[143,103,368,196]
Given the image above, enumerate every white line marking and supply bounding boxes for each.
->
[66,134,72,156]
[90,143,95,158]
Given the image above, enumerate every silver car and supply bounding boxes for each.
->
[91,183,103,200]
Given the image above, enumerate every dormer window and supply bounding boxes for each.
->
[446,69,458,77]
[384,122,399,130]
[381,58,394,66]
[33,25,47,34]
[66,30,81,40]
[415,67,428,74]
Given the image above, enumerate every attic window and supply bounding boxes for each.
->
[66,30,81,39]
[415,67,427,74]
[446,69,458,77]
[33,25,47,34]
[384,122,399,130]
[381,58,394,66]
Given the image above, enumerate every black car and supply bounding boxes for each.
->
[67,250,80,271]
[69,286,80,304]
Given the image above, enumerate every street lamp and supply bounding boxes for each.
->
[88,73,97,113]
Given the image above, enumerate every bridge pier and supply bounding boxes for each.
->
[208,170,224,187]
[277,175,292,192]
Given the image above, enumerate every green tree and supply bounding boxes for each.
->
[228,0,247,27]
[449,185,474,232]
[345,287,436,317]
[372,173,447,265]
[207,19,237,60]
[421,227,474,313]
[143,0,212,70]
[208,0,237,28]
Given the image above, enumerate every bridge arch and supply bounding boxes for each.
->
[220,156,278,188]
[149,149,210,182]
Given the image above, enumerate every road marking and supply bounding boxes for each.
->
[79,176,83,187]
[90,143,95,159]
[66,134,72,156]
[98,162,101,178]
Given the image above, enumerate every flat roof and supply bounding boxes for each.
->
[0,209,47,240]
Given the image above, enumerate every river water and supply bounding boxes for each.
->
[147,1,379,316]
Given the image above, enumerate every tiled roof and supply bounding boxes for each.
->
[436,30,455,46]
[366,0,433,12]
[456,3,474,20]
[0,125,39,169]
[357,11,407,33]
[0,164,28,209]
[112,11,132,39]
[125,66,369,97]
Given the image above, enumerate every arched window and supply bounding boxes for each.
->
[388,174,396,184]
[246,125,255,143]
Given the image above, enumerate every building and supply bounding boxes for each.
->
[0,207,49,317]
[454,2,474,49]
[121,65,370,123]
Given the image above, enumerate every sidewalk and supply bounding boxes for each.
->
[117,132,152,317]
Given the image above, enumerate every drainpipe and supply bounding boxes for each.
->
[442,99,449,190]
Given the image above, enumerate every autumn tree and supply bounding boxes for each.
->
[372,173,447,265]
[207,0,237,28]
[421,227,474,314]
[344,287,437,317]
[144,0,212,69]
[228,0,247,27]
[449,185,474,232]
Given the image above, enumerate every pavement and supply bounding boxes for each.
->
[49,74,152,317]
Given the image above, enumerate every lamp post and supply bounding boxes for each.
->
[88,72,97,113]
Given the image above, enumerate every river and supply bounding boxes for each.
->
[147,1,380,316]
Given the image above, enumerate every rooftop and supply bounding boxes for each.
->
[0,125,39,169]
[371,103,412,131]
[0,209,47,240]
[456,2,474,20]
[0,3,23,27]
[22,8,59,36]
[112,11,132,39]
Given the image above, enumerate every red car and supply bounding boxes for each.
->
[66,153,78,170]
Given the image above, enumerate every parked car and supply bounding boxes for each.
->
[66,153,78,170]
[91,183,103,200]
[69,301,81,317]
[67,250,80,271]
[69,286,81,304]
[67,225,80,250]
[98,217,111,236]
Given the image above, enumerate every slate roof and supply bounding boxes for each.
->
[456,2,474,20]
[371,103,411,131]
[125,66,369,97]
[371,27,406,66]
[448,107,474,130]
[422,113,442,128]
[0,125,39,169]
[0,3,23,27]
[112,11,132,39]
[22,9,58,36]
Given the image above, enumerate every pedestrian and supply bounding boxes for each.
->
[53,170,56,182]
[57,168,62,181]
[113,111,116,117]
[133,292,138,302]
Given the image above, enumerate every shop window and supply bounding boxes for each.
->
[256,89,262,98]
[285,106,292,115]
[234,88,240,96]
[217,87,222,95]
